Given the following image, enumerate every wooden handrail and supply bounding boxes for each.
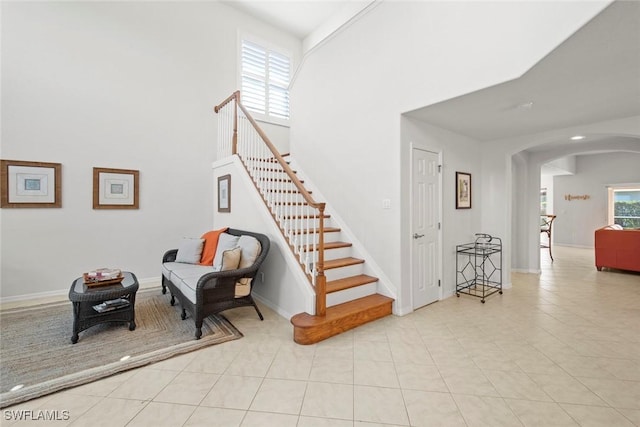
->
[214,91,328,316]
[214,91,240,113]
[236,103,324,210]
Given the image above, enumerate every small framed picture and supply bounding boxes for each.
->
[456,171,472,209]
[0,160,62,208]
[218,174,231,213]
[93,167,139,209]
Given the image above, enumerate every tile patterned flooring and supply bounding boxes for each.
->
[3,246,640,426]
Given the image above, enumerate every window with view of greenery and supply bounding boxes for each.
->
[609,188,640,228]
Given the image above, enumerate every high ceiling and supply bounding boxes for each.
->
[405,0,640,143]
[224,1,355,39]
[227,1,639,149]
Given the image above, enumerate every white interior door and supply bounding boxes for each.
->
[411,148,441,309]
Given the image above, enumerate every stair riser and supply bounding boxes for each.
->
[327,282,377,307]
[272,209,322,220]
[263,185,310,194]
[288,235,342,251]
[247,171,296,183]
[278,219,328,231]
[263,191,307,201]
[324,264,365,281]
[276,213,329,222]
[307,247,353,263]
[291,298,393,345]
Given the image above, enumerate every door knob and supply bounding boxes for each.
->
[413,233,425,239]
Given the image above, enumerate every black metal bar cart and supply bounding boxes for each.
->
[456,233,502,303]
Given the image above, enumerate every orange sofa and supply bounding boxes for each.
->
[594,225,640,272]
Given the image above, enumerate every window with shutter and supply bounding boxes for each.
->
[241,39,291,122]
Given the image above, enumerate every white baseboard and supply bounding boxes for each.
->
[555,244,594,249]
[512,268,542,274]
[1,276,162,309]
[252,293,294,321]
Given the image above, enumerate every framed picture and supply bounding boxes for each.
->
[456,171,472,209]
[218,174,231,213]
[93,167,139,209]
[0,160,62,208]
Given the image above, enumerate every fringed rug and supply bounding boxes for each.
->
[0,288,242,408]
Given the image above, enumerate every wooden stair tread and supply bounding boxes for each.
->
[267,178,304,183]
[266,188,311,194]
[327,274,378,294]
[292,294,392,326]
[261,167,297,173]
[293,227,341,234]
[274,201,309,206]
[324,257,364,269]
[304,241,352,252]
[291,294,394,344]
[284,214,330,219]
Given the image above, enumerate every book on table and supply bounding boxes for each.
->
[92,298,130,313]
[86,268,122,281]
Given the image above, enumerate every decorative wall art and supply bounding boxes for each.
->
[93,167,139,209]
[564,194,591,201]
[0,160,62,208]
[456,171,472,209]
[218,174,231,213]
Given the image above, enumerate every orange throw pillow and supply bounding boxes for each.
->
[199,228,228,265]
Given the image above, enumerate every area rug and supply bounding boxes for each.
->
[0,288,243,408]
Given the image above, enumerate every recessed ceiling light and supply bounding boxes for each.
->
[516,101,534,110]
[570,135,585,141]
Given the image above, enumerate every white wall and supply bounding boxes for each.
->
[211,156,314,319]
[511,151,531,272]
[553,152,640,247]
[0,2,301,300]
[400,117,481,308]
[290,1,605,307]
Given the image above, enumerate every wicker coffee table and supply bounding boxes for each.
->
[68,271,139,344]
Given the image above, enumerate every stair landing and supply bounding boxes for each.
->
[290,294,393,345]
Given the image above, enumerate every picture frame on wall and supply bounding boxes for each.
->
[218,174,231,213]
[93,167,139,209]
[456,171,472,209]
[0,159,62,208]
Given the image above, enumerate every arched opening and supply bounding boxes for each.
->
[511,135,640,273]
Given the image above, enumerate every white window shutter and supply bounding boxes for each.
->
[241,39,290,120]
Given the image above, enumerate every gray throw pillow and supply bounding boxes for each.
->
[175,238,205,264]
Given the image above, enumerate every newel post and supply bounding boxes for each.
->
[315,203,327,316]
[232,91,239,155]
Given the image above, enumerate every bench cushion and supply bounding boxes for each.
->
[163,259,250,304]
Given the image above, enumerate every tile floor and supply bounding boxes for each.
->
[2,246,640,426]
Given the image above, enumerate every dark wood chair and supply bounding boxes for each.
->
[540,214,557,261]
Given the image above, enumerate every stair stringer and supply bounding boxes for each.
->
[286,157,398,313]
[211,155,317,319]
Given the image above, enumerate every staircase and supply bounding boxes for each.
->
[215,92,393,344]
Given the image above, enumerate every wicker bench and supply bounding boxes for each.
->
[161,228,270,339]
